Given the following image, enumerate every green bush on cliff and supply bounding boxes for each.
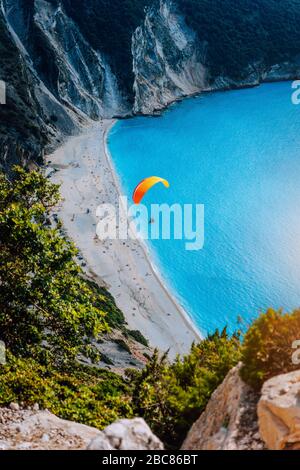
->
[127,329,241,448]
[2,167,300,449]
[241,308,300,390]
[0,167,116,366]
[0,353,133,428]
[0,166,142,433]
[0,332,241,446]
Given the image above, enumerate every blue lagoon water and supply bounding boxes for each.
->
[108,82,300,335]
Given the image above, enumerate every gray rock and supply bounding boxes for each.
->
[9,403,20,411]
[182,364,263,450]
[0,409,104,450]
[0,408,163,451]
[132,0,207,115]
[258,370,300,450]
[88,418,164,451]
[87,437,114,451]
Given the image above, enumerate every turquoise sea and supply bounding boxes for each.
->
[108,82,300,335]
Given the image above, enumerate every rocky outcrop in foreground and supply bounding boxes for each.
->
[0,407,163,450]
[182,366,300,451]
[1,367,300,450]
[182,364,264,450]
[258,370,300,450]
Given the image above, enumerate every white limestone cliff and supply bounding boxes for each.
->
[132,0,208,114]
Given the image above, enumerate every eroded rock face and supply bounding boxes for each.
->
[33,0,128,119]
[182,364,264,450]
[132,0,207,115]
[131,0,300,115]
[0,409,163,450]
[2,0,300,132]
[258,370,300,450]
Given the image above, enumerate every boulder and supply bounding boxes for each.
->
[0,408,105,450]
[0,408,163,450]
[88,418,164,450]
[258,370,300,450]
[182,364,264,450]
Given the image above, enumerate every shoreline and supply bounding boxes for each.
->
[127,78,296,118]
[48,120,201,359]
[103,120,202,343]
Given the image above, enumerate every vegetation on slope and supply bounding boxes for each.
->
[0,168,299,449]
[0,168,242,445]
[0,354,133,429]
[128,330,241,448]
[241,308,300,390]
[180,0,300,81]
[0,167,121,366]
[129,308,300,447]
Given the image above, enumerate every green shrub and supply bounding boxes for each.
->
[114,339,131,354]
[0,167,114,366]
[85,279,125,328]
[127,330,149,347]
[241,309,300,390]
[127,329,241,448]
[0,353,133,429]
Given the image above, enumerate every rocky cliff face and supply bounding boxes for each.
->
[182,365,264,451]
[132,0,300,114]
[182,366,300,451]
[33,0,128,119]
[132,0,207,114]
[2,0,128,120]
[0,0,126,171]
[0,0,81,172]
[2,0,300,170]
[0,3,48,173]
[3,0,300,124]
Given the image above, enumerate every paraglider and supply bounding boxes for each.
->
[132,176,170,204]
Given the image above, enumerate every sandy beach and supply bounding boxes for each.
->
[47,120,201,358]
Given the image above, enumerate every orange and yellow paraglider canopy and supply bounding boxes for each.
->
[132,176,170,204]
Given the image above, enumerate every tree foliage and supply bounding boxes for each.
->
[241,308,300,390]
[0,353,133,429]
[180,0,300,81]
[127,329,241,448]
[0,167,109,366]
